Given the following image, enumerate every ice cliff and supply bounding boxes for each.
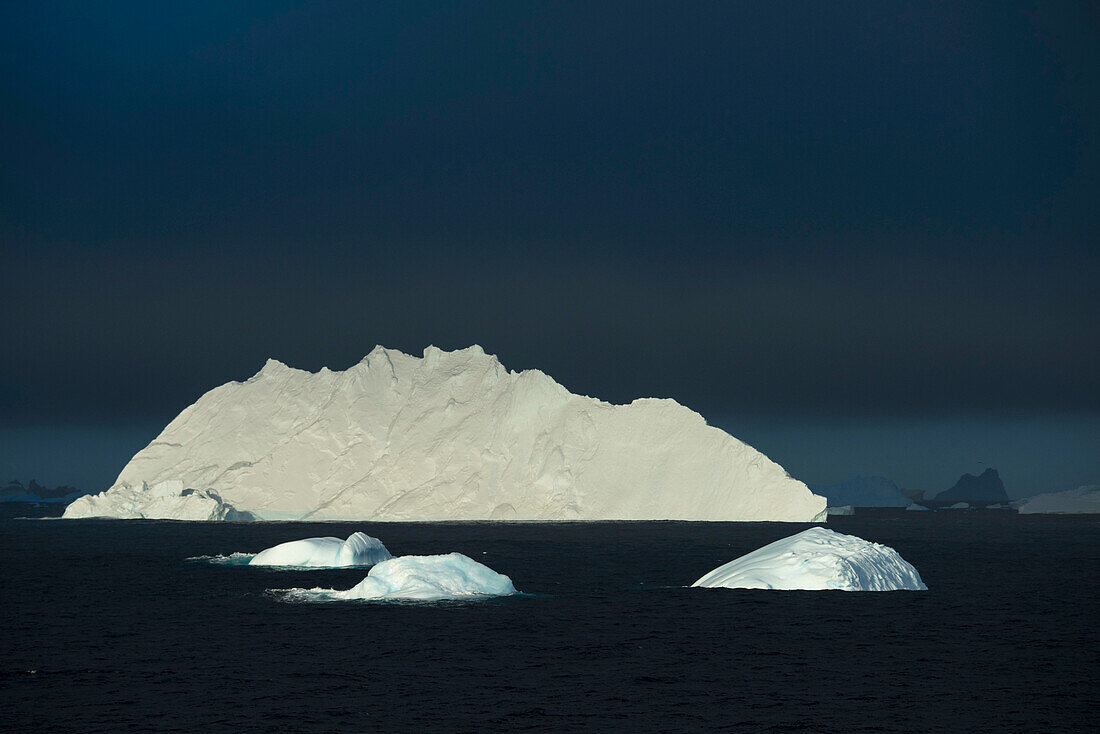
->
[691,527,927,591]
[62,345,826,522]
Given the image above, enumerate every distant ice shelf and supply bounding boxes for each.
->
[691,527,927,591]
[1018,485,1100,514]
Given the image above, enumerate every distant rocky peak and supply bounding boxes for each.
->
[937,467,1008,503]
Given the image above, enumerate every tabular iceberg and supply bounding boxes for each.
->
[1018,485,1100,514]
[250,532,392,567]
[331,553,517,600]
[63,480,255,521]
[63,345,825,522]
[691,527,927,591]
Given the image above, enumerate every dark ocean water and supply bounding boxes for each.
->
[1,508,1097,733]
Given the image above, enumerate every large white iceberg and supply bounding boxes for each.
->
[63,480,254,521]
[329,553,517,600]
[691,527,927,591]
[63,345,825,522]
[249,532,392,567]
[1018,485,1100,514]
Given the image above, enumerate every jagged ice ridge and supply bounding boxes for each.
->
[64,345,826,522]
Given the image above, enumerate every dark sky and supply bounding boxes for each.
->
[2,1,1097,495]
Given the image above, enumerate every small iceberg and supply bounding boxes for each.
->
[691,527,927,591]
[946,502,970,510]
[905,502,930,511]
[249,532,392,567]
[282,553,518,601]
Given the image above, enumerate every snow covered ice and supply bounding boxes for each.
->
[64,345,825,522]
[691,527,927,591]
[335,553,517,600]
[285,553,518,601]
[62,480,254,521]
[249,532,392,567]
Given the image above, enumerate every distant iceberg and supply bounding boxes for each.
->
[63,345,825,522]
[946,502,970,510]
[810,475,911,508]
[1018,485,1100,514]
[63,480,254,521]
[250,532,392,567]
[2,480,90,504]
[905,502,930,511]
[285,553,517,601]
[691,527,927,591]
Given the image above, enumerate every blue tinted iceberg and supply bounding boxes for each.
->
[810,475,911,508]
[249,532,392,567]
[691,527,927,591]
[333,553,517,600]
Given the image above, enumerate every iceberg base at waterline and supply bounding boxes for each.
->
[691,527,927,591]
[249,532,392,567]
[62,480,255,521]
[282,553,518,601]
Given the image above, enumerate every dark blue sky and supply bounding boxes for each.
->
[2,1,1097,494]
